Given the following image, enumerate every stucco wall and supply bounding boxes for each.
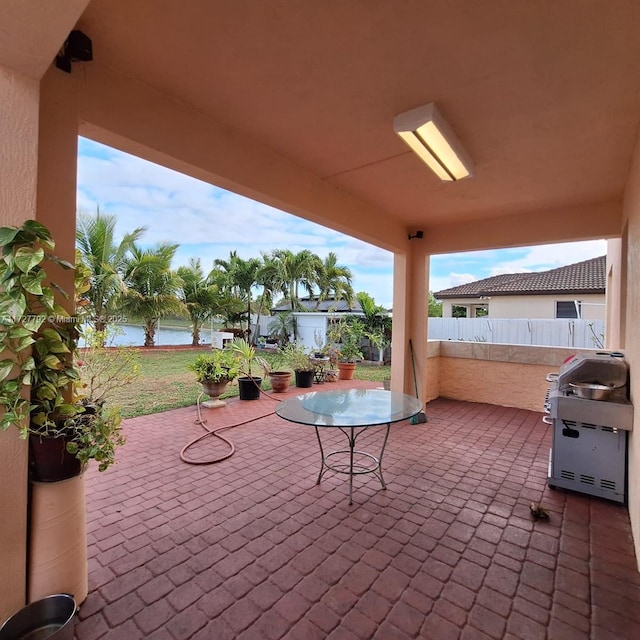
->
[438,358,551,412]
[0,63,38,620]
[424,340,441,402]
[621,132,640,567]
[489,294,605,320]
[443,294,605,320]
[606,239,624,349]
[426,341,596,413]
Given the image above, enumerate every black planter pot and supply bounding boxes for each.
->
[295,370,314,388]
[29,434,82,482]
[238,376,262,400]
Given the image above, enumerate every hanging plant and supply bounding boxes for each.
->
[0,220,125,475]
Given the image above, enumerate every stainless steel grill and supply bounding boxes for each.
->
[544,352,633,503]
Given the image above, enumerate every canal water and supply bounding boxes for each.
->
[80,324,212,347]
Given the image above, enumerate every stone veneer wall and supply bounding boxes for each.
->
[425,341,598,413]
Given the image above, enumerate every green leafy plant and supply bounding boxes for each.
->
[280,341,314,372]
[188,349,240,383]
[0,220,126,472]
[227,338,269,378]
[64,404,125,472]
[0,220,77,438]
[327,317,365,362]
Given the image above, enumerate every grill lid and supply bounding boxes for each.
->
[558,352,628,390]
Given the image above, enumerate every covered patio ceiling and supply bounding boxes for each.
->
[62,0,640,253]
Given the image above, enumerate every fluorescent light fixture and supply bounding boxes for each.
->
[393,103,473,181]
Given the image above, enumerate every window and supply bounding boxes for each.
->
[556,301,581,319]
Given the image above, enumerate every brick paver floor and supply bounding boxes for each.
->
[76,380,640,639]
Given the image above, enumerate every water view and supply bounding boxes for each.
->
[80,324,212,347]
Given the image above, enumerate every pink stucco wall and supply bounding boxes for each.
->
[0,63,39,619]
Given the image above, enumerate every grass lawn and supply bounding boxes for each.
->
[109,348,391,418]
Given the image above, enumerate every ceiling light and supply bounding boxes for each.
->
[393,103,473,181]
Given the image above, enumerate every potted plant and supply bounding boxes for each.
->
[313,329,327,359]
[328,318,364,380]
[188,349,240,406]
[227,338,269,400]
[281,342,315,388]
[0,220,126,480]
[267,367,293,393]
[258,351,293,393]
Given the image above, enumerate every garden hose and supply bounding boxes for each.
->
[179,379,281,465]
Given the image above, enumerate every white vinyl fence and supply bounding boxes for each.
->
[428,318,605,349]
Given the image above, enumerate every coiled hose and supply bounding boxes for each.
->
[179,382,281,465]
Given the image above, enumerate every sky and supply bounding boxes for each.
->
[77,138,607,309]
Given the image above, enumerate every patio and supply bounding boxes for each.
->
[75,380,640,640]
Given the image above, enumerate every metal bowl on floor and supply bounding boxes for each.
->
[0,594,76,640]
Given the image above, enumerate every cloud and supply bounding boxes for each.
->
[487,240,607,275]
[77,138,394,307]
[78,138,607,312]
[429,240,607,292]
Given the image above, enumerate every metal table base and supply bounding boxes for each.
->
[314,423,391,504]
[275,389,423,505]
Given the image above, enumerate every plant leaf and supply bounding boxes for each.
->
[42,354,63,369]
[0,360,15,381]
[0,226,19,247]
[47,255,74,270]
[14,247,44,273]
[19,271,45,295]
[23,220,54,249]
[15,335,35,352]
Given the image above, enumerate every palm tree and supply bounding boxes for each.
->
[206,266,246,330]
[176,258,218,346]
[120,243,185,347]
[316,252,354,308]
[269,249,321,311]
[252,253,280,344]
[214,252,261,338]
[267,311,296,344]
[356,291,391,361]
[76,209,146,335]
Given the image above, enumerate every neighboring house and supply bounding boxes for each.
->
[259,297,365,349]
[434,256,606,320]
[271,298,362,314]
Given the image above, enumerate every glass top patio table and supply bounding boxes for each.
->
[275,388,423,427]
[276,389,423,503]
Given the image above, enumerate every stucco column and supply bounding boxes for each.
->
[36,65,79,301]
[620,130,640,568]
[390,241,430,401]
[605,237,626,350]
[0,63,40,620]
[29,64,87,604]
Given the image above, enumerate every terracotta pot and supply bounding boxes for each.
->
[269,371,292,393]
[201,379,231,400]
[337,362,357,380]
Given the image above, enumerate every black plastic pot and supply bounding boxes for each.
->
[295,370,314,388]
[238,376,262,400]
[29,434,82,482]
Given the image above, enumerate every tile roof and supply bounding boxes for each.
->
[271,297,362,312]
[434,255,606,299]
